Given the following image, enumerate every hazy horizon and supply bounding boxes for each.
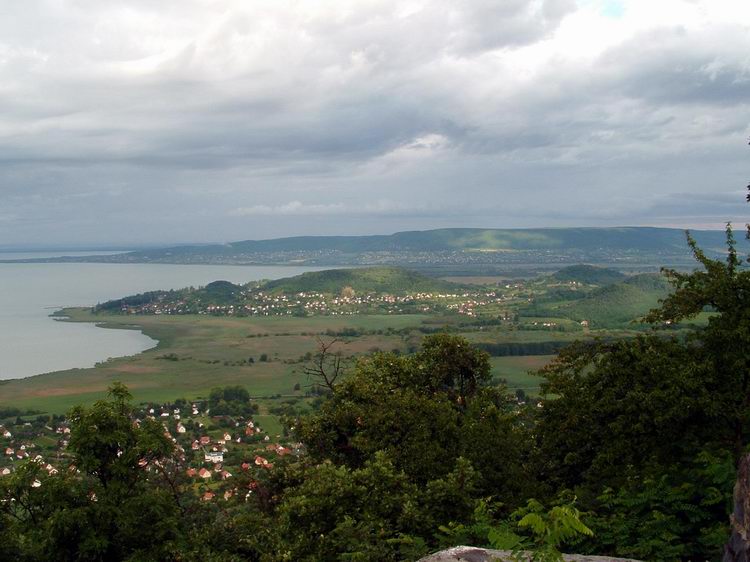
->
[1,0,748,246]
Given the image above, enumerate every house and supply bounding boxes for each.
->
[191,441,200,450]
[198,468,212,479]
[2,430,11,438]
[220,470,232,480]
[223,433,231,442]
[176,423,186,434]
[5,448,14,456]
[199,436,211,445]
[186,468,197,478]
[0,468,10,476]
[201,491,215,501]
[223,490,234,501]
[204,450,224,464]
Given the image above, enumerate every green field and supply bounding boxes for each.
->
[490,355,553,395]
[0,310,435,414]
[0,304,641,414]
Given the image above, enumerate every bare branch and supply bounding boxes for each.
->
[303,336,348,392]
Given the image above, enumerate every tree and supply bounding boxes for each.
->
[303,337,347,393]
[1,382,182,561]
[535,226,750,559]
[298,334,531,496]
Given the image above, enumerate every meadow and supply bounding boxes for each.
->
[0,308,574,416]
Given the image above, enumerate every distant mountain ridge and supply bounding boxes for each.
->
[124,227,731,255]
[0,227,735,268]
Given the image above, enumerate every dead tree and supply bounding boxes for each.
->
[303,337,347,393]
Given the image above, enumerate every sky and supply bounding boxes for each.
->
[1,0,749,247]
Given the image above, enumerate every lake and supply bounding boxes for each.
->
[0,254,324,380]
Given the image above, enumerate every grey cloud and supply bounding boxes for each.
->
[0,1,748,246]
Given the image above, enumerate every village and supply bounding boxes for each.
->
[0,394,301,504]
[108,284,533,319]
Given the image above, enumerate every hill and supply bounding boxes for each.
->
[550,264,626,285]
[537,273,672,327]
[261,267,460,295]
[95,267,461,314]
[2,227,734,268]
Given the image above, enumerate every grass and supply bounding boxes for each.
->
[0,310,435,414]
[490,355,552,395]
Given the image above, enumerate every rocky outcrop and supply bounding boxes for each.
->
[724,453,750,562]
[418,546,642,562]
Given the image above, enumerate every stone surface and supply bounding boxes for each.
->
[724,453,750,562]
[418,546,642,562]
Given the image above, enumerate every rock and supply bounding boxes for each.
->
[724,453,750,562]
[418,546,642,562]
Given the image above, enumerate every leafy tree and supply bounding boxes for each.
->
[299,334,532,496]
[588,450,734,562]
[535,227,750,558]
[0,383,182,561]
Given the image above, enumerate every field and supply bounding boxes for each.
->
[490,355,553,395]
[0,310,434,413]
[0,305,597,415]
[3,263,672,417]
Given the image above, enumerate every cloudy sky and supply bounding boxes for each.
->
[1,0,749,247]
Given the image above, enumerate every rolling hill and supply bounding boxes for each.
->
[537,273,673,327]
[261,267,460,295]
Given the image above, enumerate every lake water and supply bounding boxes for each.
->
[0,253,324,380]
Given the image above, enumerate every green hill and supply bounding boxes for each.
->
[540,273,672,327]
[550,264,626,285]
[261,267,460,295]
[196,280,243,304]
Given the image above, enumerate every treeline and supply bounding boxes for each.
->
[475,340,571,356]
[1,231,748,561]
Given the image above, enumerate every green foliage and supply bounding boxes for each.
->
[589,451,734,561]
[1,382,181,561]
[208,385,256,416]
[537,335,722,488]
[272,452,429,561]
[439,497,593,562]
[298,334,528,489]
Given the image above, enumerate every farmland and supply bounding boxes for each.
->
[0,264,684,417]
